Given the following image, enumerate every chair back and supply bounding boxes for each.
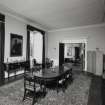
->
[24,61,30,72]
[34,76,45,86]
[24,74,36,91]
[33,59,37,66]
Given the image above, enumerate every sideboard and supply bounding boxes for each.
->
[4,61,30,79]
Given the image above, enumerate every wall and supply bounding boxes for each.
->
[47,24,105,71]
[4,15,48,62]
[4,15,27,62]
[3,14,47,78]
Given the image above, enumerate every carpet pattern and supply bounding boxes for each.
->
[0,73,91,105]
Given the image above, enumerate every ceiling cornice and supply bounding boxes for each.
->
[48,22,105,32]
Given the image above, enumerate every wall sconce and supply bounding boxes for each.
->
[53,48,56,50]
[96,47,99,51]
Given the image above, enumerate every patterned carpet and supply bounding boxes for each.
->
[0,72,91,105]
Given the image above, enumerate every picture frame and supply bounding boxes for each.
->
[67,47,72,56]
[10,33,23,57]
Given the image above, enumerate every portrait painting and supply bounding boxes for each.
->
[10,33,23,57]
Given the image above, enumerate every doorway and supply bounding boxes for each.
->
[59,39,87,71]
[75,47,80,60]
[59,43,64,66]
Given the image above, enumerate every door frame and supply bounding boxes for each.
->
[0,13,5,85]
[60,39,87,71]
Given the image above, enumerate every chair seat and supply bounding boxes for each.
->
[26,84,41,92]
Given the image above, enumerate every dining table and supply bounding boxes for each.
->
[25,65,73,92]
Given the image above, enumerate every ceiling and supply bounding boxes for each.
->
[0,0,104,30]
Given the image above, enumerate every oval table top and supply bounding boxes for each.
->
[29,65,72,79]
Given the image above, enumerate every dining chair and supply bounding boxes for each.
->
[24,61,31,73]
[66,68,73,80]
[56,69,73,93]
[23,74,43,105]
[56,74,67,93]
[32,59,42,71]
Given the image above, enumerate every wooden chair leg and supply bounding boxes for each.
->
[8,72,9,80]
[32,94,36,105]
[23,89,26,101]
[62,81,66,93]
[56,81,59,93]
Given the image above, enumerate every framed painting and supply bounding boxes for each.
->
[67,47,72,56]
[10,33,23,57]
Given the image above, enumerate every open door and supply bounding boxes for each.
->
[59,43,64,66]
[75,47,80,60]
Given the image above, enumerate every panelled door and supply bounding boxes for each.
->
[59,43,64,66]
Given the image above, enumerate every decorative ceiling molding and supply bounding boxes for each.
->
[48,23,105,32]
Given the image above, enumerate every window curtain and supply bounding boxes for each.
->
[30,31,43,63]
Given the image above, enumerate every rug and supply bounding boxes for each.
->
[0,73,91,105]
